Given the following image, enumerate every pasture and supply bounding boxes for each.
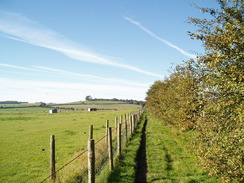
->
[53,104,139,111]
[0,104,140,182]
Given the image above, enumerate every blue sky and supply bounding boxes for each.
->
[0,0,219,103]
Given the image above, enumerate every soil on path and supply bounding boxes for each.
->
[135,118,148,183]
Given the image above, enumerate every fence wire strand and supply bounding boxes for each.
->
[0,150,45,169]
[0,142,49,160]
[4,110,142,183]
[40,149,88,183]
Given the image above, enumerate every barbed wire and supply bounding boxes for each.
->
[40,149,88,183]
[2,130,87,157]
[95,134,107,145]
[95,157,109,177]
[55,132,84,146]
[0,142,49,160]
[2,110,142,182]
[0,150,45,169]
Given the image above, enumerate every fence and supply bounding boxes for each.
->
[39,110,143,183]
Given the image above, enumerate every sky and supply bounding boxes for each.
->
[0,0,219,103]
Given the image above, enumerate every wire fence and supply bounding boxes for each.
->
[1,109,143,183]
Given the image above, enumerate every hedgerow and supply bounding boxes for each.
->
[146,1,243,182]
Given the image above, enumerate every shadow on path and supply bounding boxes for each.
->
[135,118,148,183]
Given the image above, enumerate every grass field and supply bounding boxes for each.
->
[0,104,140,182]
[52,100,141,111]
[0,103,40,108]
[52,104,140,111]
[62,100,131,105]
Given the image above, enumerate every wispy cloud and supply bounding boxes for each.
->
[0,63,42,72]
[0,63,149,87]
[124,17,196,59]
[34,66,149,87]
[0,11,161,78]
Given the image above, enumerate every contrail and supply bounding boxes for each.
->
[124,17,196,59]
[0,11,162,78]
[0,63,149,87]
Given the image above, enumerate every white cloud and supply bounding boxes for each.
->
[124,16,196,59]
[34,66,150,87]
[0,11,162,78]
[0,63,150,102]
[0,78,147,103]
[0,63,43,72]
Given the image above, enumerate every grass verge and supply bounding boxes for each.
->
[146,114,219,183]
[97,113,147,183]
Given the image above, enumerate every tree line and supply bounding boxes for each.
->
[146,1,243,182]
[85,95,145,105]
[0,101,28,104]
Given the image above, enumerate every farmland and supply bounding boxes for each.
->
[0,102,141,182]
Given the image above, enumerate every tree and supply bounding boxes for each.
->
[39,102,46,107]
[85,95,92,101]
[146,1,243,182]
[188,1,243,182]
[146,60,201,130]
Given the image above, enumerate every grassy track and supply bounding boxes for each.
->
[146,114,219,183]
[102,113,147,183]
[101,113,219,183]
[0,106,139,182]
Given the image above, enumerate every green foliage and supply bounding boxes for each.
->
[188,1,243,182]
[146,1,243,182]
[146,60,201,130]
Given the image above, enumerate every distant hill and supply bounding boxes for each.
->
[84,97,145,105]
[0,101,28,104]
[58,99,145,106]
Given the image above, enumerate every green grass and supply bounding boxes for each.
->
[0,107,139,183]
[98,113,219,183]
[146,114,219,183]
[100,113,146,183]
[57,100,132,105]
[52,104,140,111]
[82,100,130,104]
[0,107,54,113]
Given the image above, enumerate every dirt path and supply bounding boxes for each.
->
[135,118,148,183]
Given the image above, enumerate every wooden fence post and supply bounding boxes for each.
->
[135,114,138,128]
[120,115,122,124]
[50,135,56,183]
[117,123,121,156]
[88,139,95,183]
[137,112,139,126]
[106,120,109,144]
[115,117,118,134]
[108,127,113,170]
[125,119,128,142]
[89,125,93,140]
[130,115,133,135]
[132,115,135,133]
